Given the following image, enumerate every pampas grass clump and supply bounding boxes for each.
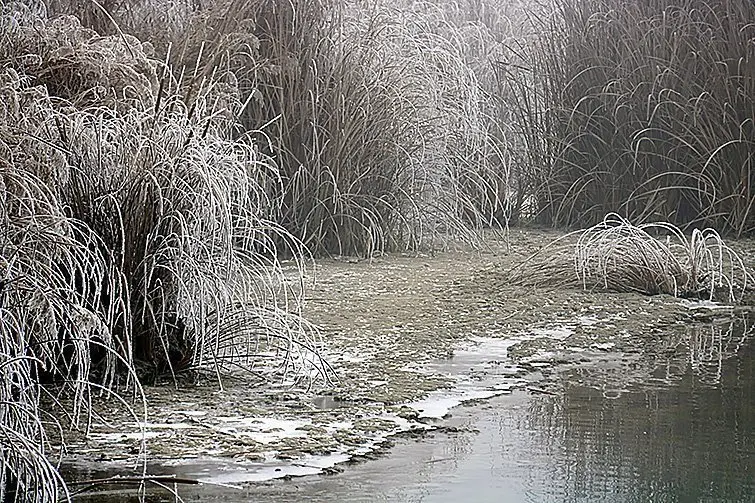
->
[2,11,158,110]
[511,214,751,302]
[0,65,128,501]
[0,6,324,499]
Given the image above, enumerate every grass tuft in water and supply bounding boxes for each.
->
[510,214,752,302]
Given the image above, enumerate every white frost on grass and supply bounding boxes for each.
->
[215,416,311,443]
[681,299,734,310]
[531,326,574,340]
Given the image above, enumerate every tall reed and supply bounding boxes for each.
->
[503,0,755,234]
[172,0,513,256]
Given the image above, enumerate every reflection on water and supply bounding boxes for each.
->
[523,316,754,503]
[65,316,754,502]
[272,316,753,503]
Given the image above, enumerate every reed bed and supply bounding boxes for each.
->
[502,0,755,233]
[11,0,754,499]
[510,214,752,302]
[172,0,514,256]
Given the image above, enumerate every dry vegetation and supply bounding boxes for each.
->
[0,0,754,500]
[509,214,752,301]
[504,0,755,232]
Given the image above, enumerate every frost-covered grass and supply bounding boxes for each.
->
[0,7,320,500]
[5,0,754,499]
[0,0,523,499]
[510,214,752,302]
